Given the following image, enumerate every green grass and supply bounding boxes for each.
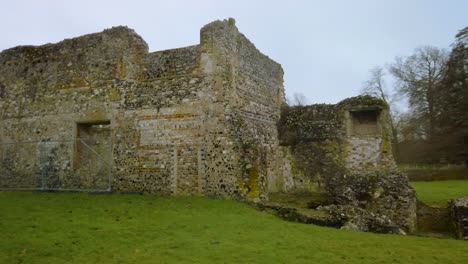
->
[1,192,467,264]
[398,163,465,170]
[411,180,468,206]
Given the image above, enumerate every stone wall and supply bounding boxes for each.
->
[338,96,396,171]
[195,19,285,199]
[278,96,416,232]
[277,96,397,188]
[451,197,468,240]
[0,19,285,199]
[145,45,199,78]
[278,104,344,190]
[416,201,451,234]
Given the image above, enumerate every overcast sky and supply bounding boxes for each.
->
[1,0,466,103]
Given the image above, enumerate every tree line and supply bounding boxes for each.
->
[361,27,467,165]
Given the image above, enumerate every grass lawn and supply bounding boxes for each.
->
[410,180,468,206]
[1,192,467,264]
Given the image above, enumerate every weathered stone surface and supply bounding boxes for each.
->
[416,201,451,234]
[318,204,406,235]
[278,96,417,234]
[278,96,396,185]
[0,18,420,237]
[0,18,285,199]
[255,201,340,228]
[325,171,417,232]
[451,197,468,240]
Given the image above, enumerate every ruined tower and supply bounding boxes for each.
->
[0,18,285,199]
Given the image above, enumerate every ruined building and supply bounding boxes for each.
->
[0,19,418,233]
[0,18,284,198]
[278,97,416,232]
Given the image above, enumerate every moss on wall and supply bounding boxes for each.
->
[278,103,346,190]
[278,96,395,179]
[337,95,388,110]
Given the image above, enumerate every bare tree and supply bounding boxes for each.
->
[290,92,308,106]
[361,66,400,156]
[361,66,391,104]
[389,46,449,140]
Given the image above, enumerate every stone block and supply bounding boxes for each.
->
[451,197,468,240]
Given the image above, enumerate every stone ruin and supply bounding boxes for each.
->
[0,18,285,198]
[3,18,463,236]
[277,97,417,233]
[451,197,468,239]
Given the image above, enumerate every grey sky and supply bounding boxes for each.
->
[1,0,466,103]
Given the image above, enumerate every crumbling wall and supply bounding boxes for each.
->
[145,45,199,78]
[278,104,344,191]
[198,18,285,199]
[0,26,147,190]
[278,96,417,232]
[0,19,285,199]
[338,96,396,171]
[451,197,468,240]
[0,25,207,193]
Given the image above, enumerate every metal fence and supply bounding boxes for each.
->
[0,138,112,192]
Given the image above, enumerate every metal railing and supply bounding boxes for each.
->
[0,138,112,192]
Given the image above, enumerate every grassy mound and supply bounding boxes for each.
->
[411,180,468,206]
[0,192,466,263]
